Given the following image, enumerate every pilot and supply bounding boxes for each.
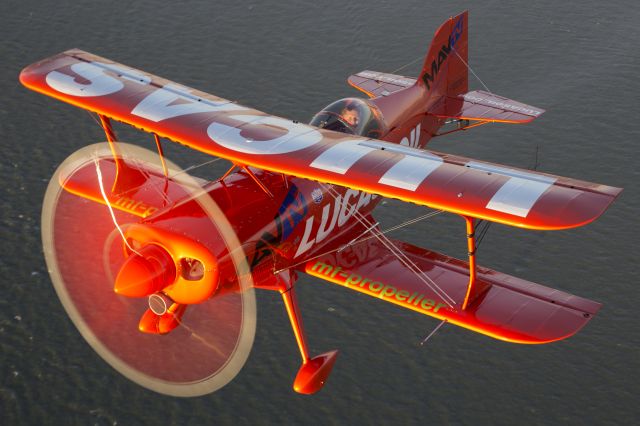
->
[340,105,359,127]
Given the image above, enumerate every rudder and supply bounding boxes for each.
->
[418,11,468,99]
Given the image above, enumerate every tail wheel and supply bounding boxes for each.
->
[42,142,256,396]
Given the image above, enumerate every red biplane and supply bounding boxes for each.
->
[20,11,621,396]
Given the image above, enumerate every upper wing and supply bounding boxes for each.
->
[347,70,417,98]
[429,90,545,123]
[20,50,621,230]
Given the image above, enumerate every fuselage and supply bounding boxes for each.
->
[200,89,446,285]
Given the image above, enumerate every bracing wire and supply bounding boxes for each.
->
[389,55,424,76]
[321,184,457,308]
[356,54,423,97]
[93,155,142,257]
[275,209,444,274]
[475,220,492,250]
[420,319,447,345]
[453,48,492,94]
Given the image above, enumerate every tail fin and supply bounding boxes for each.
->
[418,11,468,99]
[422,12,545,126]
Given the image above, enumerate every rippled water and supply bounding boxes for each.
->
[2,0,638,424]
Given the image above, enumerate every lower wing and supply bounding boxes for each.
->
[302,234,600,344]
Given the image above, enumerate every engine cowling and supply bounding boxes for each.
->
[116,223,220,305]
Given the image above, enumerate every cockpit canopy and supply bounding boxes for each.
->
[309,98,386,138]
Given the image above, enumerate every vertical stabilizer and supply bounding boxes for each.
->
[418,11,468,99]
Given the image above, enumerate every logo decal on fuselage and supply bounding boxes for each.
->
[251,184,308,268]
[399,123,422,148]
[311,188,323,204]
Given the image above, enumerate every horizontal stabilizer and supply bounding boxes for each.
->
[348,70,417,98]
[303,236,600,344]
[429,90,545,123]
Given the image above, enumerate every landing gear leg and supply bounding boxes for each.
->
[276,271,339,394]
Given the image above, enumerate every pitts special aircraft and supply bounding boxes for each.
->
[20,11,621,396]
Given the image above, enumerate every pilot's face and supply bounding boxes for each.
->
[342,109,358,126]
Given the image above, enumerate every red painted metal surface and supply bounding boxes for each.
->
[304,236,600,344]
[114,244,176,297]
[19,48,621,230]
[294,351,339,395]
[138,304,186,335]
[416,11,468,100]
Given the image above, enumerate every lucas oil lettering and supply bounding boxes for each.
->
[295,188,377,258]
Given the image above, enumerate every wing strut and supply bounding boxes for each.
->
[461,216,488,310]
[97,114,124,193]
[241,166,274,198]
[219,164,275,198]
[152,133,169,177]
[98,114,117,144]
